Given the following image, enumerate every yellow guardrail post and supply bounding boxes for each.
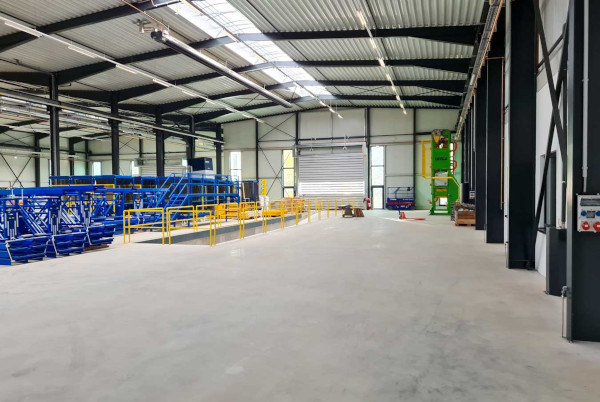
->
[280,202,285,229]
[327,200,330,218]
[308,199,311,223]
[318,200,321,220]
[296,202,299,225]
[352,199,355,209]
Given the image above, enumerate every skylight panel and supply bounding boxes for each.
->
[169,0,333,100]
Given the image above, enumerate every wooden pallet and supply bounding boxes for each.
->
[455,219,476,227]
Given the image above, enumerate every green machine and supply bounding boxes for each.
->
[423,129,459,215]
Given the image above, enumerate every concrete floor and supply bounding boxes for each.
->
[1,211,600,401]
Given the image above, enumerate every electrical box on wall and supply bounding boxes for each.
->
[577,195,600,233]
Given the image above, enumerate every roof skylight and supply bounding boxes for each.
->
[168,0,334,105]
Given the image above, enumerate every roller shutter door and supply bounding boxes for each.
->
[298,152,365,199]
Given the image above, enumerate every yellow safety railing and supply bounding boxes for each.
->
[166,206,196,245]
[195,206,218,246]
[123,208,165,244]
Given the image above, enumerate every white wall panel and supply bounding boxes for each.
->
[259,114,296,142]
[299,110,332,139]
[416,109,459,133]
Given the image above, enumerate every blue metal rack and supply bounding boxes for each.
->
[0,173,255,266]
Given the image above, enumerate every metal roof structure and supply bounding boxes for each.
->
[0,0,490,144]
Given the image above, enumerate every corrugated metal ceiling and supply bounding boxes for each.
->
[0,36,98,72]
[0,0,123,27]
[277,37,472,61]
[227,0,484,32]
[0,0,479,124]
[59,16,165,59]
[132,54,214,81]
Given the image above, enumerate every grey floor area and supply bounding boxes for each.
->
[1,211,600,402]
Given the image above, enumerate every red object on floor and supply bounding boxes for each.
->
[399,211,426,221]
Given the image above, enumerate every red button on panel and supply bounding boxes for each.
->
[582,221,591,231]
[594,222,600,233]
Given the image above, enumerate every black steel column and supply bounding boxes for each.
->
[48,74,60,176]
[84,140,90,175]
[413,109,417,192]
[486,60,505,242]
[506,0,537,268]
[215,124,223,174]
[68,138,75,176]
[154,107,165,177]
[34,133,41,187]
[566,0,600,342]
[186,115,195,162]
[485,10,505,243]
[475,75,488,231]
[110,92,120,175]
[462,111,471,201]
[366,108,371,194]
[255,120,259,180]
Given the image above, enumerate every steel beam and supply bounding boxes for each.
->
[56,56,470,87]
[190,95,461,122]
[215,124,223,174]
[33,133,41,187]
[505,0,537,269]
[566,0,600,342]
[475,76,487,231]
[485,11,505,244]
[186,115,195,161]
[48,74,60,176]
[110,92,120,175]
[155,108,165,177]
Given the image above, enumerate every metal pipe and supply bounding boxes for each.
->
[583,0,589,192]
[151,31,293,108]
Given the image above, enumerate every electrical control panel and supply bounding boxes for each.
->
[577,195,600,233]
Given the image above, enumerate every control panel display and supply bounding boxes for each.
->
[577,195,600,233]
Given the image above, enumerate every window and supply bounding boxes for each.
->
[92,161,102,176]
[282,149,295,197]
[370,146,385,209]
[131,161,140,176]
[230,151,242,181]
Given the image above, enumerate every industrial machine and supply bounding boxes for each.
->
[421,129,459,215]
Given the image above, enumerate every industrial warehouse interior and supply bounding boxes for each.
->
[1,0,599,400]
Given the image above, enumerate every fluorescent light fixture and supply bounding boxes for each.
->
[182,89,199,97]
[391,86,397,94]
[402,109,407,115]
[68,45,98,59]
[116,64,138,74]
[378,58,386,68]
[337,114,343,119]
[396,95,401,101]
[5,20,43,37]
[385,73,391,81]
[370,37,377,50]
[319,101,327,107]
[206,99,217,105]
[356,10,368,28]
[256,119,265,123]
[152,78,171,88]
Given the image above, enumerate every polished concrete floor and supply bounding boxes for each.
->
[1,211,600,401]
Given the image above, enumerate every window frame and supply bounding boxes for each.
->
[282,149,295,197]
[229,151,242,181]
